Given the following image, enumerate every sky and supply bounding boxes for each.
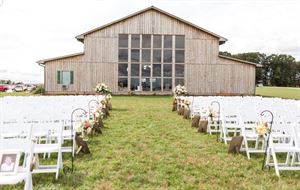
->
[0,0,299,83]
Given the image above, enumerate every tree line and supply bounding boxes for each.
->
[220,52,300,87]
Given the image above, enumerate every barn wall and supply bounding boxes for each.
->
[83,9,220,93]
[186,58,256,95]
[43,8,256,95]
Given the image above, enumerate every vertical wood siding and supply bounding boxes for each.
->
[44,9,256,95]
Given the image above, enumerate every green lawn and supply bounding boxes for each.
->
[256,86,300,100]
[0,92,32,97]
[3,96,300,190]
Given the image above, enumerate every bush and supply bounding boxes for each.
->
[33,87,45,94]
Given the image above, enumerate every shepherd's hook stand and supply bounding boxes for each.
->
[261,110,274,170]
[63,108,87,175]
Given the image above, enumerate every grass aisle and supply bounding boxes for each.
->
[4,96,300,190]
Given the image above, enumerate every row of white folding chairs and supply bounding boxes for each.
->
[198,97,300,176]
[0,95,104,125]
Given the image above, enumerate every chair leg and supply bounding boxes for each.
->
[271,148,280,177]
[55,152,61,180]
[266,148,271,167]
[244,137,251,160]
[223,129,228,145]
[24,174,32,190]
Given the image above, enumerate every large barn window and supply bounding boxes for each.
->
[118,34,129,91]
[118,34,185,92]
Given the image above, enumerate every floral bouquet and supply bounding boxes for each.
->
[95,83,111,95]
[92,109,103,121]
[75,119,95,140]
[173,85,187,96]
[208,107,220,123]
[184,99,191,109]
[105,94,113,110]
[256,122,269,136]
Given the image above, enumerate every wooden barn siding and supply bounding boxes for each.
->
[44,9,255,95]
[186,60,256,95]
[83,9,220,93]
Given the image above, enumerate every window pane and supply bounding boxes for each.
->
[118,78,128,91]
[131,34,140,48]
[175,50,184,63]
[175,64,184,77]
[153,35,162,48]
[163,64,172,77]
[141,78,150,91]
[118,49,128,62]
[163,50,172,63]
[152,78,161,91]
[131,64,140,77]
[164,35,172,48]
[142,49,151,62]
[175,35,185,49]
[118,64,128,76]
[62,71,70,85]
[142,34,151,48]
[131,49,140,62]
[131,78,140,91]
[163,78,172,91]
[153,64,161,77]
[142,64,151,77]
[175,78,184,86]
[153,49,161,63]
[119,34,128,48]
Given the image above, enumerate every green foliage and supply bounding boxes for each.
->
[2,96,300,189]
[33,87,45,94]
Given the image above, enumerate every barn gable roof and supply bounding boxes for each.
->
[75,6,227,44]
[37,52,84,65]
[219,55,262,67]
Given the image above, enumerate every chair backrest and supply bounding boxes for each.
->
[0,138,34,175]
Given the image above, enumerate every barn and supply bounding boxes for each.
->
[37,6,260,95]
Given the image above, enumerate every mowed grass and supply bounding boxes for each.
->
[2,96,300,190]
[0,92,31,97]
[256,86,300,100]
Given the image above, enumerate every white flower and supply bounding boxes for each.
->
[95,112,100,118]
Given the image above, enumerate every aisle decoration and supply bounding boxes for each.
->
[106,94,113,111]
[256,122,269,136]
[95,83,113,118]
[92,108,104,134]
[75,119,95,141]
[95,83,111,95]
[183,99,191,119]
[173,84,187,96]
[172,97,178,112]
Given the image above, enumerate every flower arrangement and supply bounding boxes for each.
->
[92,109,103,122]
[100,99,107,106]
[75,119,95,140]
[256,122,269,136]
[173,85,187,96]
[208,107,219,119]
[106,94,112,100]
[184,99,191,109]
[95,83,111,94]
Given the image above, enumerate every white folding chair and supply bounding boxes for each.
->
[32,123,63,180]
[0,138,35,190]
[265,123,300,177]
